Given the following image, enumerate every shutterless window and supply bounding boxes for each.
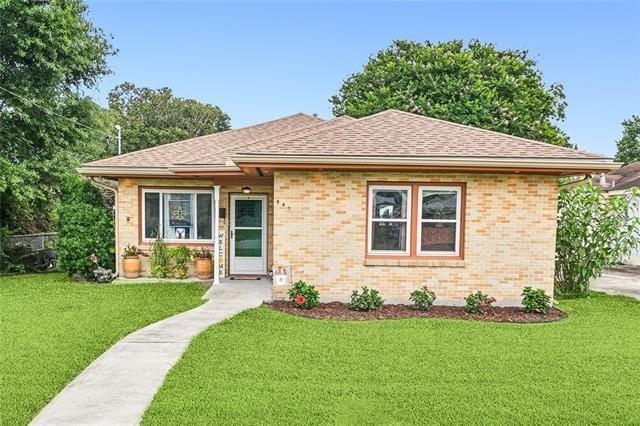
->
[368,185,411,255]
[142,189,213,242]
[417,186,461,256]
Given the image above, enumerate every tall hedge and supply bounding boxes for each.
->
[56,176,114,279]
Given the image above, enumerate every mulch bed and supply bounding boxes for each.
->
[268,301,566,323]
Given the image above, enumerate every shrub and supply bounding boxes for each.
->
[287,280,320,309]
[169,245,193,278]
[464,291,496,314]
[348,286,384,311]
[521,287,551,314]
[56,177,114,279]
[410,286,437,311]
[149,233,170,278]
[556,185,640,296]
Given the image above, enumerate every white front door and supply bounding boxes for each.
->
[230,194,267,275]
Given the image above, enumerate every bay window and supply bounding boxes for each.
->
[142,189,214,242]
[367,183,464,258]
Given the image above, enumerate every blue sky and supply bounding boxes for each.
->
[87,1,640,157]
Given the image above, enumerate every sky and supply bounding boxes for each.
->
[86,1,640,157]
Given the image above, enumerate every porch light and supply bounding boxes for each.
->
[241,186,252,194]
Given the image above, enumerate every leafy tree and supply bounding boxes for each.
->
[614,115,640,165]
[0,0,115,232]
[56,175,114,279]
[331,39,570,147]
[107,82,230,152]
[555,184,640,296]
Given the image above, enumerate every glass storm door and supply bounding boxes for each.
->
[230,194,267,275]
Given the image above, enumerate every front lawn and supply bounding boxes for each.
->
[144,293,640,424]
[0,273,205,425]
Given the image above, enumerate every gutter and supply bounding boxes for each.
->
[89,177,120,277]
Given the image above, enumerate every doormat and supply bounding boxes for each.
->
[229,276,262,280]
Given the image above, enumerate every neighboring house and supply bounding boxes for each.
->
[78,110,616,305]
[593,162,640,266]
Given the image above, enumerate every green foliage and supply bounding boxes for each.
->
[121,244,142,257]
[150,234,170,278]
[464,291,496,313]
[409,286,437,311]
[55,176,114,279]
[107,82,231,153]
[614,115,640,165]
[331,39,570,147]
[168,245,193,279]
[0,0,115,232]
[0,227,27,273]
[348,286,384,311]
[194,247,212,259]
[0,273,204,425]
[555,184,640,296]
[287,280,320,309]
[521,287,551,314]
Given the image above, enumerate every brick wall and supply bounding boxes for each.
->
[272,171,558,306]
[117,177,273,277]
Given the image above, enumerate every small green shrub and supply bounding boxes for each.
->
[521,286,551,314]
[410,286,436,311]
[169,245,193,278]
[464,291,496,314]
[56,177,114,279]
[287,280,320,309]
[150,233,170,278]
[348,286,383,311]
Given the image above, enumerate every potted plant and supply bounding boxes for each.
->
[121,244,143,279]
[194,248,213,279]
[169,245,193,279]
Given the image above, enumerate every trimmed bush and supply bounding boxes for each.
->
[56,176,114,279]
[410,286,437,311]
[348,286,383,311]
[288,280,320,309]
[464,291,496,314]
[521,287,551,314]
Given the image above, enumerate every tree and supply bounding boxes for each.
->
[555,184,640,296]
[0,0,115,232]
[614,115,640,165]
[107,82,230,153]
[331,39,570,147]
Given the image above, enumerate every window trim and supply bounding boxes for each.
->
[416,185,462,257]
[365,182,466,260]
[367,185,413,256]
[140,187,214,244]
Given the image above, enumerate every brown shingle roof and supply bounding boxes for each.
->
[593,162,640,191]
[84,113,324,168]
[239,110,608,160]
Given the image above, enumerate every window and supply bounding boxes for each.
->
[367,183,464,258]
[368,185,411,255]
[142,189,213,242]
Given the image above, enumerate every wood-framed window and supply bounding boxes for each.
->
[366,182,465,259]
[141,188,214,243]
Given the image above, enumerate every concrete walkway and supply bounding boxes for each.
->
[591,265,640,299]
[31,279,271,426]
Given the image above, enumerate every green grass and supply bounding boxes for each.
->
[0,273,205,425]
[144,293,640,425]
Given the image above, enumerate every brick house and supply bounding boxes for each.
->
[79,110,617,305]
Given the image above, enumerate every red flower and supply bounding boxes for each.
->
[296,295,305,305]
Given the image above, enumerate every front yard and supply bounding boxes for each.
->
[0,273,205,425]
[144,293,640,424]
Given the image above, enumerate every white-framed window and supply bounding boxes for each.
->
[417,186,462,256]
[142,188,214,243]
[367,185,412,255]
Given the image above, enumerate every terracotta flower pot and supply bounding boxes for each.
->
[122,256,140,279]
[195,257,213,279]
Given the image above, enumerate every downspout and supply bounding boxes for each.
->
[213,184,221,285]
[90,177,119,277]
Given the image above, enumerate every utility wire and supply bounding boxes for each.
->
[0,85,114,139]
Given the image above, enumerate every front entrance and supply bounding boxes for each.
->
[230,194,267,275]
